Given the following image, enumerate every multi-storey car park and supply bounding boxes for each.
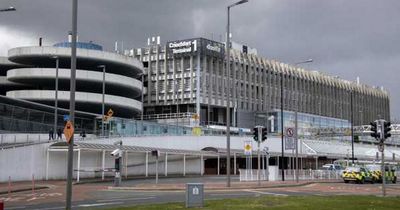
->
[0,39,144,132]
[133,37,390,133]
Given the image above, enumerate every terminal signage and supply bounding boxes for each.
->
[166,38,225,59]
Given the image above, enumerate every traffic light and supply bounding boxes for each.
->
[370,121,379,139]
[262,127,267,142]
[253,127,259,142]
[383,121,391,139]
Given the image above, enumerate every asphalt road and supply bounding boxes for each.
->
[3,179,400,210]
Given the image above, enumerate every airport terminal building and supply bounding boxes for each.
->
[133,37,390,132]
[0,36,397,183]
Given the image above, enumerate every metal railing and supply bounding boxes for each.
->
[239,169,269,182]
[239,169,342,182]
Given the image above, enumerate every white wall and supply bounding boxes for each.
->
[0,143,50,182]
[0,143,206,182]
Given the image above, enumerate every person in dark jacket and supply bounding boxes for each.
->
[49,128,54,141]
[57,128,63,140]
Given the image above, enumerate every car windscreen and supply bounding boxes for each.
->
[344,167,360,172]
[366,165,380,171]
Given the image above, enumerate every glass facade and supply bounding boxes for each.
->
[269,109,351,137]
[101,117,250,137]
[53,42,103,51]
[0,102,95,133]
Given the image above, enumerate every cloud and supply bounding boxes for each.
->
[1,0,399,119]
[0,26,45,56]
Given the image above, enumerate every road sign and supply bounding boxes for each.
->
[244,141,252,156]
[107,109,114,117]
[63,120,74,144]
[286,127,294,137]
[285,136,295,150]
[378,142,384,152]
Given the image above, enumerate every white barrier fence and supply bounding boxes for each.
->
[239,169,269,182]
[239,169,342,182]
[0,133,97,148]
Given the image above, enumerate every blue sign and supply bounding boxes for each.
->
[63,115,70,121]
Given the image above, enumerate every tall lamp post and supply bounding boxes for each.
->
[53,56,59,139]
[0,6,16,12]
[280,59,313,181]
[226,0,248,187]
[66,0,77,209]
[98,65,106,137]
[137,73,145,135]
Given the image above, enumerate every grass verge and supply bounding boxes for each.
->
[103,195,400,210]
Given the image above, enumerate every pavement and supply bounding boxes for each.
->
[1,176,399,209]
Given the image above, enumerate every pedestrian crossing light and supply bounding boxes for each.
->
[253,127,259,142]
[370,121,379,139]
[383,121,391,139]
[262,127,267,142]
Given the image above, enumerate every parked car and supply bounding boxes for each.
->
[342,166,374,184]
[365,164,397,184]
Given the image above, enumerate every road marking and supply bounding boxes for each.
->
[209,193,251,197]
[6,207,26,210]
[243,189,288,196]
[97,196,156,202]
[78,201,124,207]
[32,206,64,210]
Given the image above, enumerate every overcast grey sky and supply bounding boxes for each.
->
[1,0,399,120]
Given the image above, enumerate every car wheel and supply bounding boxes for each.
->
[359,178,365,184]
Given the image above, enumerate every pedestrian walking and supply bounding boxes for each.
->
[49,128,54,141]
[57,128,62,140]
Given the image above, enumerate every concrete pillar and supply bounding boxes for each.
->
[101,150,105,180]
[145,152,149,177]
[125,152,128,179]
[315,156,318,170]
[77,150,81,182]
[183,154,186,176]
[217,155,220,175]
[262,154,265,170]
[46,149,49,180]
[165,152,168,176]
[277,156,280,169]
[234,153,237,175]
[200,154,204,176]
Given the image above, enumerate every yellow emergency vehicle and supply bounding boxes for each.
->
[342,166,374,184]
[366,164,397,184]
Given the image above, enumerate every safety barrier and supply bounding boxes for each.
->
[239,169,342,182]
[238,169,269,182]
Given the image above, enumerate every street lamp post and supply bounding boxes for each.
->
[141,73,144,122]
[138,73,144,135]
[53,56,59,140]
[98,65,106,137]
[66,0,78,209]
[175,80,179,127]
[280,59,313,182]
[226,0,248,187]
[0,6,16,12]
[350,91,355,164]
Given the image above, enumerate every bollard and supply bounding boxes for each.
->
[8,176,11,197]
[32,174,35,195]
